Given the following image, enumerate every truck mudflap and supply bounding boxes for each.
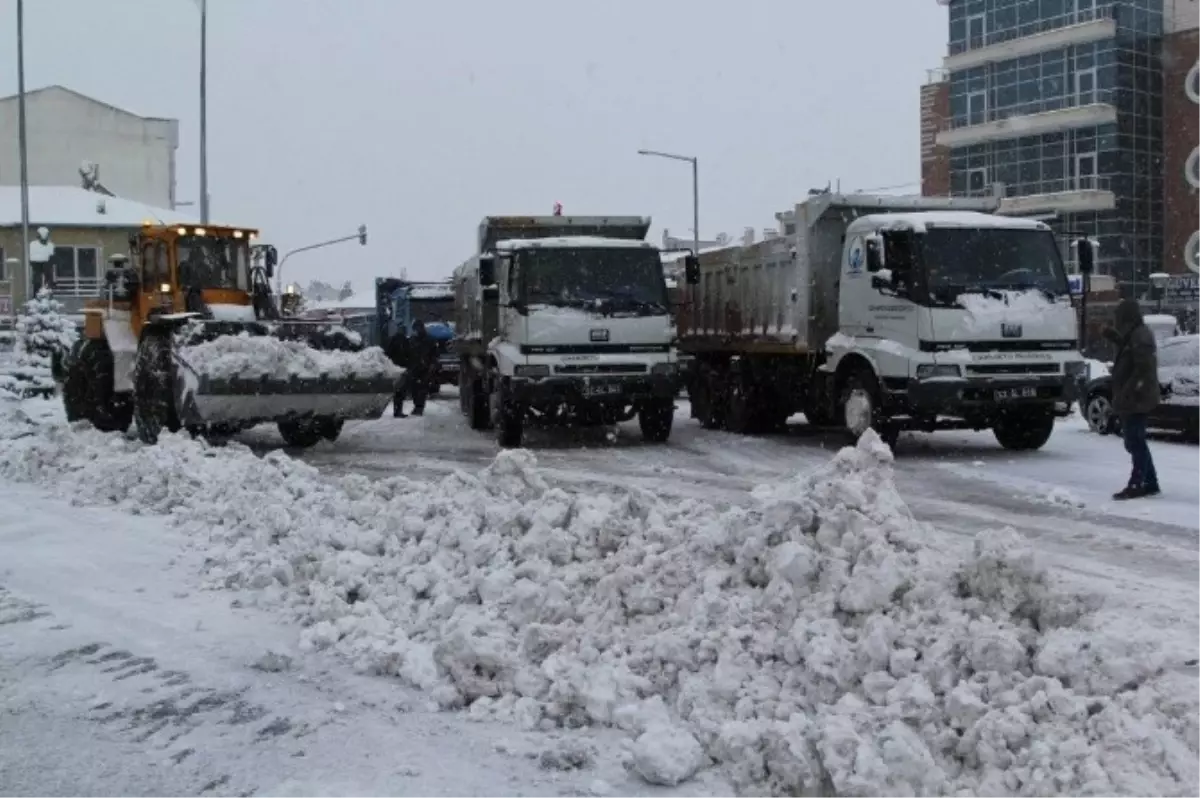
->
[510,374,677,405]
[894,374,1080,419]
[173,370,397,427]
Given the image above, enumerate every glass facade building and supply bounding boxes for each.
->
[937,0,1166,296]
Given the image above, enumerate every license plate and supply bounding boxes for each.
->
[583,383,623,397]
[995,386,1038,401]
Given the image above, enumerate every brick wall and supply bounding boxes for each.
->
[1162,27,1198,275]
[920,80,951,197]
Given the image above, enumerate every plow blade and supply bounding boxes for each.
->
[175,372,397,427]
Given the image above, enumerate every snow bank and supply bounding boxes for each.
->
[176,333,402,382]
[0,404,1196,796]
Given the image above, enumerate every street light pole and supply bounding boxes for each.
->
[16,0,31,297]
[199,0,209,224]
[275,225,369,295]
[638,148,700,330]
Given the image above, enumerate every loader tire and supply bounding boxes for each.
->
[72,339,133,433]
[277,418,325,448]
[318,417,344,442]
[133,333,181,445]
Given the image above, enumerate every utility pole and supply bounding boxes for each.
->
[16,0,32,295]
[199,0,209,223]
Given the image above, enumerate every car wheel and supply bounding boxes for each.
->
[1085,392,1113,435]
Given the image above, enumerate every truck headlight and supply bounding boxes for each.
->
[1064,360,1087,378]
[651,362,678,376]
[514,364,550,379]
[916,364,961,379]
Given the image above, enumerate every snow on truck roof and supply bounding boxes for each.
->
[493,236,656,251]
[850,211,1050,234]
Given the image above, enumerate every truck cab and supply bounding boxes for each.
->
[454,216,678,447]
[827,211,1086,448]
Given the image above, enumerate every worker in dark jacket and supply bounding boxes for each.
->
[1104,298,1161,499]
[407,320,435,416]
[385,326,410,418]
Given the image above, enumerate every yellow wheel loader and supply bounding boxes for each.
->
[62,222,401,447]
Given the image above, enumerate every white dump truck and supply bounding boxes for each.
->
[677,193,1088,450]
[453,215,679,448]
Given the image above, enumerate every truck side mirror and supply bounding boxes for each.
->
[865,238,884,273]
[478,254,496,287]
[684,254,700,285]
[1076,237,1095,275]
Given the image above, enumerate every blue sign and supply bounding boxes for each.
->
[1068,274,1084,296]
[847,236,865,277]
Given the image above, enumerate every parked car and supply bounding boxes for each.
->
[1084,334,1199,441]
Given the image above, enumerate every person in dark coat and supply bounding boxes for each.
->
[385,326,410,418]
[407,320,435,416]
[1103,298,1161,499]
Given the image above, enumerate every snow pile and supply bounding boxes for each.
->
[955,290,1058,334]
[0,407,1196,796]
[0,289,77,397]
[176,333,402,382]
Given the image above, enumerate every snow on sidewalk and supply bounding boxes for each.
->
[0,398,1196,796]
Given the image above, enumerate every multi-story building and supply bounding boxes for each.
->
[921,0,1198,300]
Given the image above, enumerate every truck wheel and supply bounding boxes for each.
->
[495,387,523,448]
[469,376,491,430]
[992,411,1055,451]
[694,363,726,430]
[133,333,181,444]
[726,373,759,434]
[639,400,674,443]
[840,369,898,448]
[77,339,133,434]
[1084,391,1114,435]
[278,418,324,448]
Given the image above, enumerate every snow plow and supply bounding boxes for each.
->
[62,222,403,447]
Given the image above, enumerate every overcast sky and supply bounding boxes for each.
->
[1,0,947,289]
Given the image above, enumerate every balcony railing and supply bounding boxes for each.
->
[949,6,1115,56]
[48,276,103,298]
[947,89,1115,130]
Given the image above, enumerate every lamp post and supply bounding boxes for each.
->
[199,0,208,223]
[637,149,699,262]
[1149,271,1170,315]
[15,0,31,302]
[275,225,368,295]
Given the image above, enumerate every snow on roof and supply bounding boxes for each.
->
[851,211,1049,234]
[0,186,203,229]
[494,236,655,251]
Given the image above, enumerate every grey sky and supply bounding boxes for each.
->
[1,0,947,289]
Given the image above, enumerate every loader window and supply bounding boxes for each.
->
[177,237,249,291]
[143,242,168,288]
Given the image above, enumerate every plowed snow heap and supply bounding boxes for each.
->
[61,223,402,448]
[0,402,1195,796]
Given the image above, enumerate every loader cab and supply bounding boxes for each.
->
[125,223,262,334]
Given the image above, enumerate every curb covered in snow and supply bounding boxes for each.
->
[0,399,1196,796]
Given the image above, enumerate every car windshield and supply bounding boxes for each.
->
[921,227,1069,303]
[518,246,667,314]
[177,236,249,290]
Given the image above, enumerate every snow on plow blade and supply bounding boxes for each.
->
[172,321,403,428]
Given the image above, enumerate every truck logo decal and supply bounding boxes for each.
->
[1001,322,1023,338]
[589,328,610,342]
[847,236,865,277]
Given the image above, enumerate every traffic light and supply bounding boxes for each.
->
[684,254,700,285]
[358,224,368,246]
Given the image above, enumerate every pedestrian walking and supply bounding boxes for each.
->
[386,325,410,418]
[407,320,435,416]
[1104,298,1161,500]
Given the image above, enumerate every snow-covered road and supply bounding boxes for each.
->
[1,391,1196,796]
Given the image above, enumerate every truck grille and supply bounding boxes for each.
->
[966,363,1060,376]
[554,363,648,375]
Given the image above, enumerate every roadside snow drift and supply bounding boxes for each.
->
[176,333,402,382]
[0,401,1196,796]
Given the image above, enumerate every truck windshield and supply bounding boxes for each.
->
[921,228,1069,303]
[177,236,249,291]
[519,247,667,314]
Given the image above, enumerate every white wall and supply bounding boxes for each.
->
[1165,0,1199,33]
[0,86,178,209]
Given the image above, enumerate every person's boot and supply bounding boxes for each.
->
[1112,484,1147,500]
[1143,483,1161,497]
[393,406,408,418]
[412,405,424,417]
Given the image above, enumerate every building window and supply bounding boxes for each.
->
[49,246,100,296]
[1075,0,1096,24]
[1187,62,1199,105]
[968,167,989,194]
[1075,66,1098,105]
[967,13,986,49]
[1187,148,1200,190]
[1074,152,1098,190]
[1186,231,1199,274]
[967,89,988,125]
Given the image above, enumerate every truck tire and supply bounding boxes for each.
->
[726,371,759,434]
[693,362,726,430]
[840,368,898,449]
[133,333,181,444]
[278,418,325,448]
[495,385,523,448]
[639,399,674,443]
[469,376,491,430]
[74,339,133,434]
[992,411,1055,451]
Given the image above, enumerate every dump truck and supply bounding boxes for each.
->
[62,222,402,447]
[375,278,458,394]
[677,193,1089,451]
[453,215,678,448]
